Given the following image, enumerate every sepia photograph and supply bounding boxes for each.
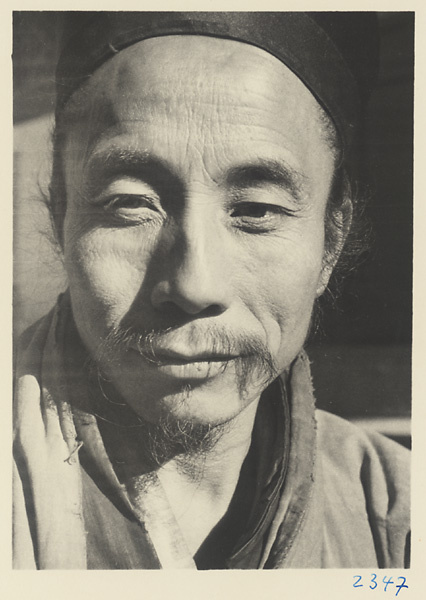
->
[13,10,413,572]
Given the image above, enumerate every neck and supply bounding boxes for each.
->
[149,398,261,556]
[160,397,259,489]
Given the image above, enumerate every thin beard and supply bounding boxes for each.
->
[98,323,277,398]
[145,405,230,478]
[82,363,229,475]
[91,381,231,478]
[92,323,277,473]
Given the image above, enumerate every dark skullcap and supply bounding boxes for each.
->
[56,11,380,157]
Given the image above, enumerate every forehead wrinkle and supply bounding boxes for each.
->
[60,33,333,154]
[62,40,327,150]
[111,101,224,187]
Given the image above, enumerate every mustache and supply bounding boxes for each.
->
[98,322,278,393]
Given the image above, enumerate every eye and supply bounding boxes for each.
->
[98,184,166,229]
[230,201,293,232]
[105,194,157,212]
[231,203,277,219]
[91,177,165,225]
[103,193,164,225]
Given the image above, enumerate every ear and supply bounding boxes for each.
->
[316,196,353,297]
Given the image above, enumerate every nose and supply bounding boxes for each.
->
[150,208,232,317]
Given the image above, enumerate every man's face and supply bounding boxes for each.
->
[62,36,337,426]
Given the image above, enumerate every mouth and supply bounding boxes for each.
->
[150,349,238,364]
[128,346,238,379]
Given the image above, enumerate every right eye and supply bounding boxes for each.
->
[93,177,164,225]
[103,193,163,224]
[105,193,156,211]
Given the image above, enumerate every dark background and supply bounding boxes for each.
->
[13,12,414,424]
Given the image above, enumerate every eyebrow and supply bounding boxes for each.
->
[225,160,308,203]
[83,148,308,203]
[85,147,169,183]
[83,148,183,198]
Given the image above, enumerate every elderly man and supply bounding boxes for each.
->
[13,12,410,569]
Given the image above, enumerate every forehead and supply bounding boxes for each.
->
[68,35,320,103]
[62,36,333,189]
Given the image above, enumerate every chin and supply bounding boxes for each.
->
[116,375,259,428]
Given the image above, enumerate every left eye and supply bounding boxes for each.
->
[229,201,295,233]
[230,203,278,219]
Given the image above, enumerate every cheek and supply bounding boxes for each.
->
[63,222,153,329]
[241,223,325,359]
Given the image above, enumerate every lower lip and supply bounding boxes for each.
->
[129,351,233,380]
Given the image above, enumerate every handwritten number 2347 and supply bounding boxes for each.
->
[353,575,408,596]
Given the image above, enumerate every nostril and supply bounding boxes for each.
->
[203,304,225,318]
[152,300,225,325]
[156,300,226,318]
[150,272,230,316]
